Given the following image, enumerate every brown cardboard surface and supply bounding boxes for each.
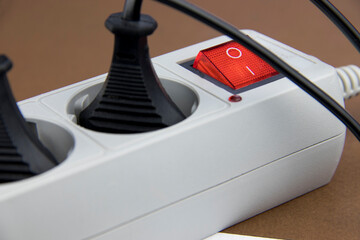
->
[0,1,359,239]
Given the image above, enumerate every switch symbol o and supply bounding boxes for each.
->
[226,47,242,59]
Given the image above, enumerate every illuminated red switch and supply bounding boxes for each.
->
[193,41,278,90]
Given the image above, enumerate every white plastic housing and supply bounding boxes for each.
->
[0,30,345,240]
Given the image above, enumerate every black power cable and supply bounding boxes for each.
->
[152,0,360,142]
[122,0,143,21]
[311,0,360,53]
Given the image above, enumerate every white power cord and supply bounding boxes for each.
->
[336,65,360,99]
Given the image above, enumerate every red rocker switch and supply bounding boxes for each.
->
[193,41,279,90]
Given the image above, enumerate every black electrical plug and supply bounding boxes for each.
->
[79,0,185,133]
[0,55,58,183]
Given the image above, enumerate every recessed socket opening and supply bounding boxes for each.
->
[27,119,75,163]
[160,79,198,117]
[67,79,198,125]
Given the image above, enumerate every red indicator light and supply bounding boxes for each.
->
[228,95,242,102]
[193,41,278,90]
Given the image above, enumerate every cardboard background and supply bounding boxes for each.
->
[0,1,359,239]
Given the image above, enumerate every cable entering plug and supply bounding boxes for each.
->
[79,0,185,133]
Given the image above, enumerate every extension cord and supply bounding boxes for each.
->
[0,30,347,240]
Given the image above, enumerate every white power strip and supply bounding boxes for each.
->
[0,30,346,240]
